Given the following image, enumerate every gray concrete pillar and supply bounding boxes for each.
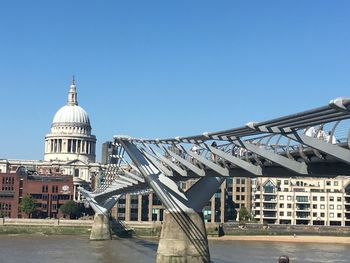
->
[157,210,210,263]
[90,214,111,241]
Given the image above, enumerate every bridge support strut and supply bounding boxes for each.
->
[119,140,223,263]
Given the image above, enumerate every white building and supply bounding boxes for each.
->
[0,78,105,200]
[252,177,350,226]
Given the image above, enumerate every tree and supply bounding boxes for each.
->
[59,200,80,219]
[238,206,251,222]
[20,195,36,218]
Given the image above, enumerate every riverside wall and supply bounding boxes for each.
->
[1,218,350,237]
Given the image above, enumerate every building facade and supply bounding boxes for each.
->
[0,167,73,218]
[252,177,350,226]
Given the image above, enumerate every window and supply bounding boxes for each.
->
[338,213,342,218]
[334,181,338,186]
[241,195,245,201]
[280,212,284,216]
[337,205,342,210]
[313,204,317,209]
[264,181,276,193]
[236,187,240,192]
[326,181,331,186]
[287,204,292,209]
[279,196,284,200]
[320,196,325,201]
[241,178,245,184]
[329,213,334,218]
[284,188,288,192]
[313,212,317,217]
[236,195,240,201]
[329,205,334,210]
[296,196,308,202]
[236,178,240,184]
[329,197,334,202]
[280,204,284,208]
[284,180,289,185]
[337,197,341,202]
[313,196,317,201]
[241,187,245,193]
[287,212,292,216]
[320,204,325,209]
[320,212,325,217]
[287,196,292,201]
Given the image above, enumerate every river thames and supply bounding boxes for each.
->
[0,235,349,263]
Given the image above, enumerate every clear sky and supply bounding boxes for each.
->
[0,1,349,161]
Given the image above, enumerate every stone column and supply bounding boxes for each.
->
[138,194,142,222]
[156,210,210,263]
[210,197,215,223]
[125,194,131,222]
[148,193,153,222]
[220,182,226,223]
[90,213,111,241]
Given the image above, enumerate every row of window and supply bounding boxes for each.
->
[1,177,15,185]
[278,195,343,202]
[1,186,14,191]
[31,194,71,200]
[276,180,340,187]
[42,185,59,193]
[278,211,343,218]
[0,203,12,210]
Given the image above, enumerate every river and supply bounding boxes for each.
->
[0,235,349,263]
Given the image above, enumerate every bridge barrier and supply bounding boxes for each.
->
[1,218,94,227]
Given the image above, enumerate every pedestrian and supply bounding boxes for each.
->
[277,255,290,263]
[326,131,337,144]
[317,127,326,141]
[211,141,217,162]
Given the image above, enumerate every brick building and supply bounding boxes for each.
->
[0,167,73,218]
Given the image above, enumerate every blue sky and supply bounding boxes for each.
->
[0,1,349,160]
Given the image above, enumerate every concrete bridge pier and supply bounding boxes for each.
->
[90,213,111,241]
[157,210,209,263]
[78,188,120,241]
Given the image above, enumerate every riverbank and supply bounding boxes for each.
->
[209,235,350,244]
[2,218,350,242]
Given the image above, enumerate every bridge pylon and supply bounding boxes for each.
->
[79,188,120,240]
[119,140,224,263]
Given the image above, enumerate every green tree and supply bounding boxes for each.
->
[238,206,251,222]
[59,200,80,219]
[20,195,36,218]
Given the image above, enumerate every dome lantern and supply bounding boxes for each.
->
[68,75,78,106]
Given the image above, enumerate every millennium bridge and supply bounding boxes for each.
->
[80,97,350,263]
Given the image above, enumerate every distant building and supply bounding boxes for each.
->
[112,177,251,223]
[0,78,105,201]
[0,167,73,218]
[101,141,115,165]
[252,177,350,226]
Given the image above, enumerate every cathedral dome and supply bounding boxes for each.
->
[44,77,96,163]
[50,77,92,133]
[52,105,90,127]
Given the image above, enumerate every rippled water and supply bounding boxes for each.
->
[0,235,349,263]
